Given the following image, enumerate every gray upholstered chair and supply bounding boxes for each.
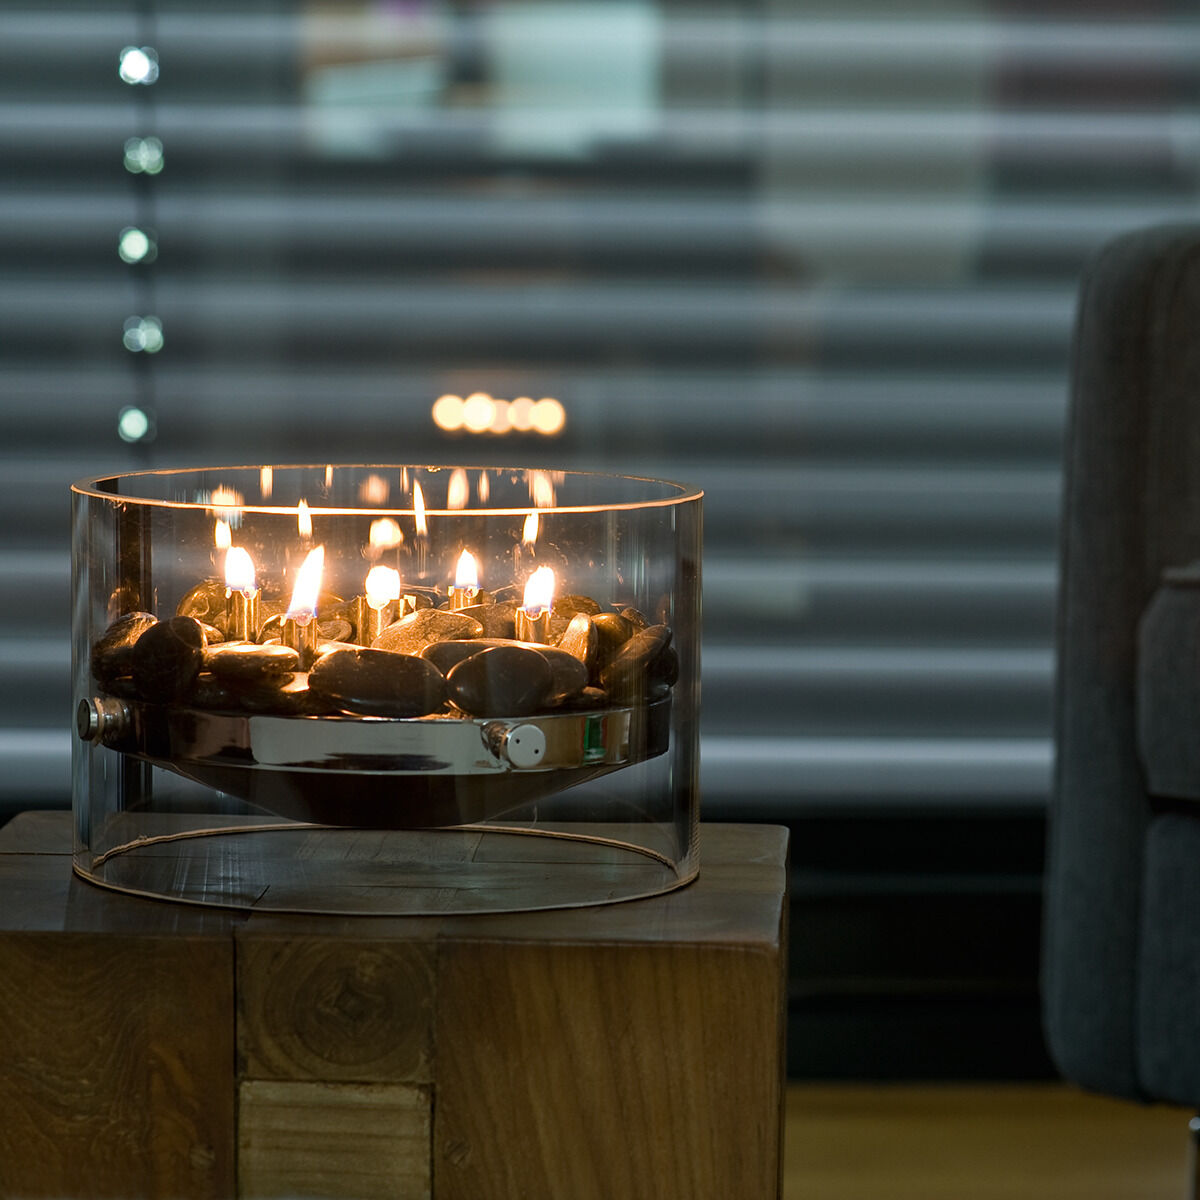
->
[1043,224,1200,1185]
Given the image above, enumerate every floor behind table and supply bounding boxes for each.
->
[783,1083,1188,1200]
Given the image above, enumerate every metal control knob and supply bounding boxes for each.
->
[484,721,547,769]
[76,696,131,746]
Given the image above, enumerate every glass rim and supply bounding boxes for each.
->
[70,463,704,517]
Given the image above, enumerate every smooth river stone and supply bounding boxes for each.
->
[619,606,650,632]
[309,648,447,718]
[553,593,602,618]
[176,579,227,628]
[91,611,157,685]
[558,612,598,668]
[454,602,517,639]
[588,612,634,682]
[553,685,609,712]
[371,608,484,656]
[131,615,207,702]
[536,647,589,701]
[599,624,672,703]
[446,645,554,717]
[192,671,334,716]
[204,643,300,695]
[419,638,514,676]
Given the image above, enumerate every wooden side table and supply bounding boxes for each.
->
[0,813,788,1200]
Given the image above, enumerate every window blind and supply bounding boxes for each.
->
[3,0,1196,828]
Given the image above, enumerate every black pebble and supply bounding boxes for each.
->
[130,616,206,702]
[454,602,517,639]
[446,645,554,717]
[537,647,589,701]
[205,642,299,692]
[420,638,514,676]
[553,593,602,618]
[309,647,447,718]
[599,624,672,703]
[91,611,157,685]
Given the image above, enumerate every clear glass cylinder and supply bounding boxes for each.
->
[71,466,701,914]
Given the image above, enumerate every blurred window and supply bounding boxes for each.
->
[2,1,1196,818]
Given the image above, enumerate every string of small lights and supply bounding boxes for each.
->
[117,2,161,451]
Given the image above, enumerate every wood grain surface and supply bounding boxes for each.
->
[239,1079,431,1200]
[434,938,784,1199]
[0,813,787,1199]
[238,935,436,1083]
[0,931,236,1199]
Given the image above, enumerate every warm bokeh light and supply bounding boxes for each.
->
[430,391,564,437]
[523,566,556,615]
[447,468,470,510]
[359,473,389,505]
[286,546,325,620]
[324,465,334,491]
[462,392,495,433]
[523,510,539,546]
[369,517,403,551]
[455,549,479,590]
[413,480,427,536]
[224,546,256,594]
[365,564,401,609]
[297,499,312,539]
[531,398,566,435]
[432,394,464,431]
[259,466,273,499]
[508,396,535,432]
[489,399,511,434]
[477,471,490,503]
[210,486,244,526]
[214,519,232,551]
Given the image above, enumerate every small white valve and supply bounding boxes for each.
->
[485,722,547,768]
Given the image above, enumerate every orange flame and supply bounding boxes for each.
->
[369,518,403,552]
[224,546,256,594]
[522,511,539,546]
[455,549,479,591]
[297,499,312,539]
[522,566,555,615]
[285,546,325,620]
[214,519,232,551]
[413,480,427,537]
[447,468,469,510]
[365,564,401,609]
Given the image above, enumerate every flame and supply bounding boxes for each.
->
[210,485,244,528]
[522,511,539,546]
[365,564,401,610]
[447,468,469,510]
[224,546,256,594]
[259,466,273,499]
[413,480,427,537]
[297,499,312,539]
[214,519,232,551]
[522,566,555,615]
[477,471,490,503]
[324,465,334,491]
[359,473,389,505]
[369,517,403,552]
[285,545,325,621]
[528,470,555,508]
[455,549,479,591]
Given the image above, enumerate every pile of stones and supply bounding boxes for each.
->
[90,585,679,720]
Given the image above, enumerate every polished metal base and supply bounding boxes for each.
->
[81,693,672,828]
